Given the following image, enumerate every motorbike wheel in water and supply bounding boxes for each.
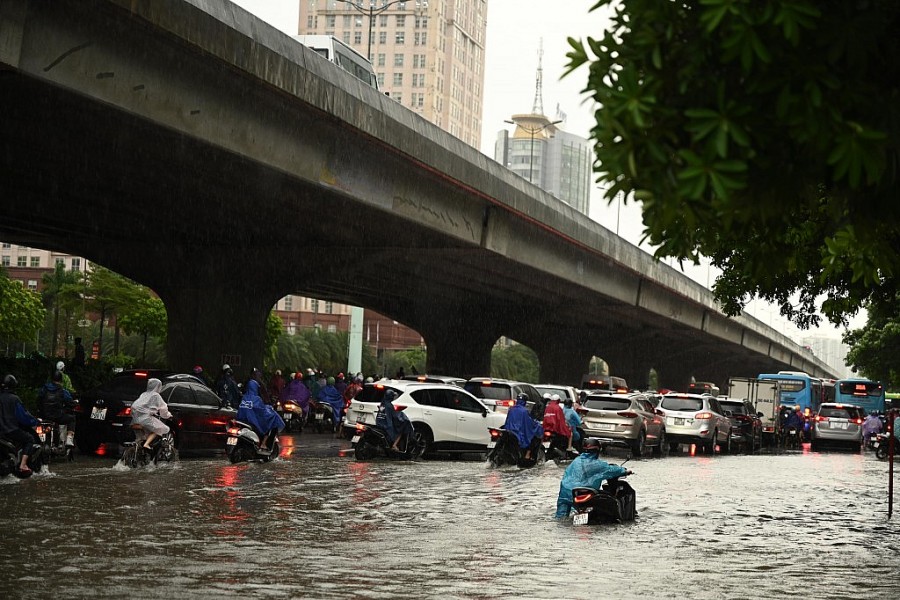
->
[876,445,888,460]
[354,439,378,460]
[262,440,280,462]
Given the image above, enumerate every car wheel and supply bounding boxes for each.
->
[75,432,101,455]
[652,430,667,457]
[413,423,434,457]
[631,430,645,457]
[722,432,732,454]
[704,431,717,455]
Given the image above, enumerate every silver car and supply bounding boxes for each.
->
[811,403,864,451]
[657,393,732,454]
[579,392,666,457]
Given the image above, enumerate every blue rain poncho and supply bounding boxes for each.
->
[555,452,628,518]
[502,396,543,449]
[375,390,414,445]
[317,383,345,426]
[237,379,285,435]
[563,405,583,443]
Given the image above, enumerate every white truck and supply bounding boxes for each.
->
[727,377,780,446]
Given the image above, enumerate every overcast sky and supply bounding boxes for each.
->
[228,0,859,341]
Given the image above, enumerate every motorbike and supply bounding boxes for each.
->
[35,419,75,462]
[872,433,894,460]
[120,422,177,468]
[352,420,426,461]
[310,400,337,433]
[0,433,46,479]
[571,444,635,525]
[782,426,802,450]
[485,427,545,468]
[225,419,281,463]
[543,430,578,464]
[275,398,307,434]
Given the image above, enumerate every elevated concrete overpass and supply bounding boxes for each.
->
[0,0,837,389]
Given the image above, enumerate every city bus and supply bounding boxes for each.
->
[757,371,825,416]
[293,35,379,90]
[834,378,886,415]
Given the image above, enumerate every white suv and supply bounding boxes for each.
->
[657,393,733,454]
[345,380,506,456]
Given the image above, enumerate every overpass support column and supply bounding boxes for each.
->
[533,336,596,388]
[158,282,281,380]
[419,308,505,379]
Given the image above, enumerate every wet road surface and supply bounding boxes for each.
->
[2,435,900,599]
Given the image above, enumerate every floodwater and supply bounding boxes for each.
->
[2,435,900,599]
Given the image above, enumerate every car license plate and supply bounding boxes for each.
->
[351,435,360,444]
[595,423,614,431]
[91,407,107,420]
[573,512,589,526]
[674,418,685,425]
[226,436,238,446]
[315,413,323,420]
[487,441,496,449]
[833,422,848,429]
[283,412,291,420]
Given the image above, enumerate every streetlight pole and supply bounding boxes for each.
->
[334,0,409,63]
[505,119,562,184]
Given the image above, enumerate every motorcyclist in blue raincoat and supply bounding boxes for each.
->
[237,379,285,453]
[376,389,415,451]
[555,437,631,518]
[502,393,543,460]
[317,376,345,428]
[562,397,583,448]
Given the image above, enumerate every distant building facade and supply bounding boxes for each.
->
[1,242,89,291]
[296,0,487,149]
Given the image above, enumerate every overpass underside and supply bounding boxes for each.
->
[0,0,834,389]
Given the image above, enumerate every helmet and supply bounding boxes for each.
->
[551,394,561,402]
[275,369,281,376]
[338,372,345,379]
[193,365,203,374]
[2,374,17,390]
[582,437,603,453]
[222,364,231,372]
[365,377,374,383]
[542,393,552,400]
[516,392,529,404]
[56,360,65,372]
[327,376,335,385]
[564,398,573,408]
[384,389,397,401]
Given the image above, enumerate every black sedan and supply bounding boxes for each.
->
[74,370,236,455]
[719,397,763,453]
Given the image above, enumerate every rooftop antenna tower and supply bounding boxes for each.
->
[532,39,544,116]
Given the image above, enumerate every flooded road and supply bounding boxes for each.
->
[2,435,900,599]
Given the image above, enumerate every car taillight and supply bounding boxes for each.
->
[496,400,515,408]
[489,428,501,440]
[134,371,149,378]
[850,418,863,425]
[227,427,241,435]
[695,412,713,420]
[617,411,638,419]
[816,415,829,422]
[116,407,131,417]
[394,405,407,412]
[573,492,595,504]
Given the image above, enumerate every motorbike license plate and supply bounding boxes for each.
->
[873,441,881,448]
[283,412,292,420]
[573,512,589,526]
[542,441,551,449]
[91,407,107,420]
[38,432,46,442]
[226,436,238,446]
[487,441,496,449]
[351,435,360,444]
[789,430,797,435]
[315,413,323,420]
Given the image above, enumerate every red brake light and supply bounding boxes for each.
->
[355,423,366,432]
[117,407,132,417]
[496,400,514,407]
[617,411,638,419]
[417,376,427,381]
[543,430,552,439]
[227,427,241,435]
[573,492,594,504]
[850,418,863,425]
[394,404,406,412]
[615,387,628,394]
[489,428,501,440]
[134,371,149,378]
[375,384,385,390]
[73,403,84,413]
[695,412,713,420]
[816,415,829,422]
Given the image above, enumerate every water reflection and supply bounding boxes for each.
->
[1,437,899,598]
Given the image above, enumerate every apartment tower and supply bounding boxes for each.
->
[297,0,487,149]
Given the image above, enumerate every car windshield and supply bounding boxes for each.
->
[583,397,630,411]
[464,383,513,400]
[93,376,154,397]
[820,406,862,419]
[661,397,704,412]
[719,401,747,415]
[356,385,402,403]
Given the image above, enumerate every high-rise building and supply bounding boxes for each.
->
[297,0,487,149]
[493,43,592,214]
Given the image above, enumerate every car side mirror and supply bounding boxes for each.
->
[655,409,664,416]
[757,412,764,418]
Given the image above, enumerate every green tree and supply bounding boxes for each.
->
[119,296,167,364]
[0,268,46,351]
[384,347,426,377]
[83,265,145,358]
[566,0,899,328]
[491,343,539,383]
[41,263,79,356]
[263,310,283,371]
[843,294,900,385]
